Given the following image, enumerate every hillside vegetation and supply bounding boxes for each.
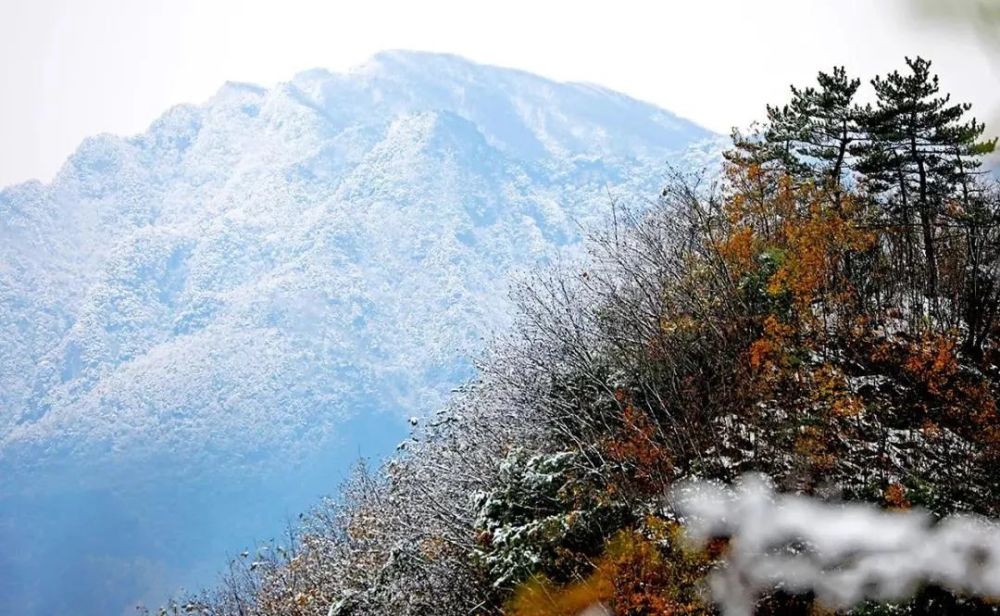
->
[168,57,1000,616]
[0,52,717,616]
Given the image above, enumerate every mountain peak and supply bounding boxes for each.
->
[1,49,718,478]
[0,53,721,615]
[358,49,509,76]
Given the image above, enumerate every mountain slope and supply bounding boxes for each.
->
[0,51,715,481]
[0,51,718,614]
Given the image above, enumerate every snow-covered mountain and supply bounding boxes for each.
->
[0,51,718,614]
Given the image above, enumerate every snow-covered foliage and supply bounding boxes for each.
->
[0,51,717,484]
[673,475,1000,616]
[0,51,720,615]
[472,450,630,589]
[157,176,717,615]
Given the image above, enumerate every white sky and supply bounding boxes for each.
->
[1,0,996,187]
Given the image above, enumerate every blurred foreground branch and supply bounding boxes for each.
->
[672,475,1000,616]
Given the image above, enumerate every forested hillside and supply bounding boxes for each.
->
[169,57,1000,616]
[0,52,718,615]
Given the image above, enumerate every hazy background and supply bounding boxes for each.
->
[1,0,998,187]
[1,2,999,614]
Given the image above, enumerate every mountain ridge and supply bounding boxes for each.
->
[0,51,718,486]
[0,50,720,615]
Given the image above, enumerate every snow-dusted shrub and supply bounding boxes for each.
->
[472,449,631,589]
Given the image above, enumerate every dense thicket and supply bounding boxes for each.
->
[162,57,1000,616]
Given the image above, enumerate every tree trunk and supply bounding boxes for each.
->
[919,205,938,299]
[912,132,937,301]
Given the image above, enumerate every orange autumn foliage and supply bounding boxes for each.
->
[507,523,714,616]
[748,315,795,375]
[507,572,611,616]
[884,482,911,510]
[604,392,674,494]
[903,333,960,398]
[897,334,1000,460]
[715,226,757,278]
[812,363,864,419]
[718,163,877,413]
[512,153,1000,616]
[767,194,874,313]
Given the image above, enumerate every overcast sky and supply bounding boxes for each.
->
[1,0,996,187]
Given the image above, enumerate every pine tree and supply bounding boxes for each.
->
[855,56,996,302]
[765,66,863,198]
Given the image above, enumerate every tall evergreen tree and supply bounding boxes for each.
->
[725,67,864,218]
[765,66,863,198]
[855,56,995,300]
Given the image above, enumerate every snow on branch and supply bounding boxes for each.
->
[670,475,1000,616]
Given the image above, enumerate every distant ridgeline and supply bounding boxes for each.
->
[170,57,1000,616]
[0,52,719,615]
[0,51,718,482]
